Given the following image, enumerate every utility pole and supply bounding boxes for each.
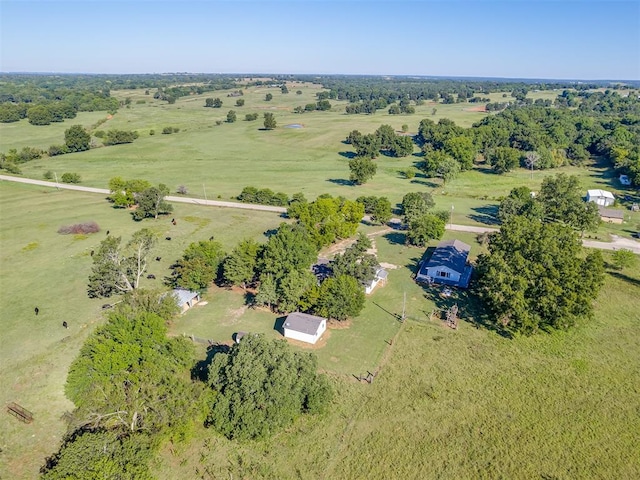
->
[203,183,207,202]
[54,172,60,190]
[401,292,406,322]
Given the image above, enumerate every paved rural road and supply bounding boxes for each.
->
[2,174,639,253]
[0,174,287,213]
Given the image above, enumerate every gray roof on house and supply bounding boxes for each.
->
[421,239,471,275]
[598,207,624,219]
[284,312,326,335]
[376,268,388,280]
[172,288,199,306]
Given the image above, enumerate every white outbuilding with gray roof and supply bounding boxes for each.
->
[283,312,327,344]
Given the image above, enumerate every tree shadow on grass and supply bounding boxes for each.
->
[468,205,500,226]
[607,271,640,288]
[191,343,231,382]
[420,284,512,338]
[338,151,357,159]
[327,178,354,186]
[382,231,406,246]
[410,178,440,188]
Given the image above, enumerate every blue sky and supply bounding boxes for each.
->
[1,0,639,80]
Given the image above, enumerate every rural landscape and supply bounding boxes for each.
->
[1,1,640,479]
[0,70,640,479]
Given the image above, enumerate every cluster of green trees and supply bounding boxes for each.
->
[205,97,223,108]
[287,194,364,248]
[0,146,42,173]
[498,174,600,234]
[477,173,605,335]
[401,192,448,247]
[169,239,226,292]
[43,289,332,475]
[207,334,332,440]
[356,195,393,224]
[475,216,604,335]
[102,129,139,145]
[345,125,415,184]
[107,177,173,220]
[414,96,640,185]
[293,99,332,113]
[237,186,290,206]
[47,125,92,157]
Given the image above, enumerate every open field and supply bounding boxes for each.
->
[0,181,284,479]
[154,238,640,480]
[3,84,637,237]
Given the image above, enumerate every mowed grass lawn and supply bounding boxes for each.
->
[156,255,640,480]
[0,181,284,480]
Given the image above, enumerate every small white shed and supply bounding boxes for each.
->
[283,312,327,345]
[365,268,388,295]
[172,288,200,313]
[586,189,615,207]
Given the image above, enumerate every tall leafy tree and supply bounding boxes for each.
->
[475,216,605,335]
[348,157,377,185]
[131,184,173,220]
[406,214,446,247]
[538,173,600,233]
[223,239,261,288]
[487,146,521,174]
[170,240,225,291]
[402,192,435,223]
[207,334,332,440]
[64,124,91,152]
[314,274,365,321]
[263,112,276,130]
[498,186,544,223]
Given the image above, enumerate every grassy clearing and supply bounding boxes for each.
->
[154,247,640,480]
[0,181,283,480]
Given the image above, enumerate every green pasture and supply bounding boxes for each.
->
[4,84,636,236]
[0,181,283,480]
[154,244,640,480]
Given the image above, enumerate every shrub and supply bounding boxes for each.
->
[177,185,188,195]
[149,129,155,136]
[48,144,69,156]
[61,172,81,184]
[94,130,105,138]
[58,221,100,235]
[245,113,258,121]
[162,127,173,134]
[43,170,54,180]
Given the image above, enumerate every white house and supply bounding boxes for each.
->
[172,288,200,313]
[283,312,327,345]
[586,189,615,207]
[619,175,631,186]
[416,239,473,289]
[365,267,388,295]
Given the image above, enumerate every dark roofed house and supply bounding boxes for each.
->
[416,239,473,288]
[283,312,327,345]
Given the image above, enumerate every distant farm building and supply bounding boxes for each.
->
[586,189,615,207]
[598,207,624,224]
[283,312,327,345]
[172,288,200,313]
[365,267,388,294]
[416,239,473,289]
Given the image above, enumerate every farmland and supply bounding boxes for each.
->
[1,80,639,479]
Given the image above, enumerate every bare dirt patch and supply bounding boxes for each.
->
[463,106,487,112]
